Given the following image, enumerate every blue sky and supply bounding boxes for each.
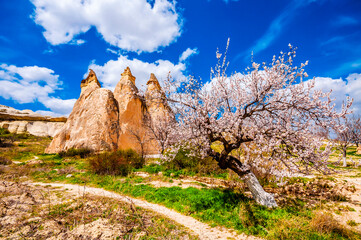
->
[0,0,361,116]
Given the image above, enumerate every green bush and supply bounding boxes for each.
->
[58,148,92,158]
[88,149,144,176]
[164,148,227,177]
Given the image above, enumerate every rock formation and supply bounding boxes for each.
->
[145,73,173,121]
[45,67,173,155]
[0,105,66,137]
[45,70,120,153]
[114,67,148,151]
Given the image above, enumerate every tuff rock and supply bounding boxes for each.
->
[45,70,119,153]
[45,67,173,155]
[0,105,66,137]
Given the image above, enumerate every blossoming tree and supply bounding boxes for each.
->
[164,43,352,207]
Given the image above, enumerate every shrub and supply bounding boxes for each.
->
[310,211,355,238]
[0,156,12,165]
[88,149,143,176]
[0,128,10,135]
[58,148,92,158]
[120,149,144,169]
[164,148,227,177]
[0,128,14,147]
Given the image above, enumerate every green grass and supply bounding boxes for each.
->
[30,166,359,239]
[1,129,361,240]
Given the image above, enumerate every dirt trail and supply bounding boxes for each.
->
[31,182,260,240]
[12,155,39,165]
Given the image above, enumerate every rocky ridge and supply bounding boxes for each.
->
[0,105,66,137]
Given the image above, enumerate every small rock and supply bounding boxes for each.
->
[66,174,72,178]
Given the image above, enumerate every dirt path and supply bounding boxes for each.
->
[12,155,40,165]
[31,182,260,240]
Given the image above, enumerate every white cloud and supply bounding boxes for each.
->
[35,110,66,117]
[0,64,76,116]
[106,48,119,55]
[88,49,193,91]
[179,48,198,62]
[31,0,182,52]
[70,39,86,45]
[314,73,361,114]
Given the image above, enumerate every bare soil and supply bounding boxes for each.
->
[0,181,198,240]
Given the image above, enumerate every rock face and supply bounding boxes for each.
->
[114,67,148,152]
[45,70,120,153]
[0,105,66,137]
[145,73,173,121]
[46,67,173,155]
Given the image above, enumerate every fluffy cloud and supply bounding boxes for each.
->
[31,0,182,52]
[314,73,361,114]
[0,64,76,115]
[179,48,198,62]
[88,50,193,91]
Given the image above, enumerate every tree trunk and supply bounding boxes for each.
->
[242,171,278,208]
[342,157,347,167]
[214,153,278,208]
[342,148,347,167]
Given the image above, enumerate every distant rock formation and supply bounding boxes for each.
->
[0,105,66,137]
[45,67,173,155]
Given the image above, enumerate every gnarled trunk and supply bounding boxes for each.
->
[214,153,278,208]
[242,171,278,208]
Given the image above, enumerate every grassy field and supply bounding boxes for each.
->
[1,129,361,239]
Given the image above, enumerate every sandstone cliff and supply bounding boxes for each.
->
[0,105,66,137]
[46,67,173,155]
[45,70,120,153]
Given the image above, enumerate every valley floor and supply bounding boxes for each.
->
[1,132,361,239]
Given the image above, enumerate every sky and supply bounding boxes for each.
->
[0,0,361,116]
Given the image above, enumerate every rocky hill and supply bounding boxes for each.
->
[0,105,66,137]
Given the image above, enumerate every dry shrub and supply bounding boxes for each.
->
[89,149,143,176]
[0,165,5,174]
[311,211,338,233]
[311,211,356,238]
[58,166,76,175]
[0,156,12,165]
[278,178,352,204]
